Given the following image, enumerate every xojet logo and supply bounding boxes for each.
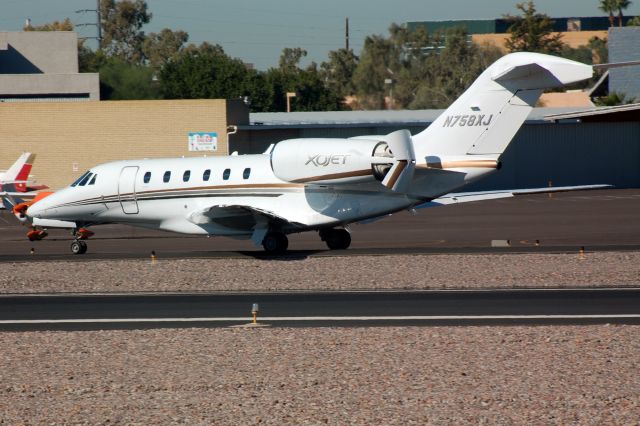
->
[305,154,350,167]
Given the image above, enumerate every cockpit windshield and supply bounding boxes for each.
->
[70,171,91,187]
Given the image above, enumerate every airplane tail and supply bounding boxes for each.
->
[3,153,35,182]
[412,53,592,159]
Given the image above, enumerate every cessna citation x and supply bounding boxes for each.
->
[25,52,599,254]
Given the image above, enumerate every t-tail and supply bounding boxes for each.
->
[412,52,593,162]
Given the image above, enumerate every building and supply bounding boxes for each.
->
[608,26,640,102]
[0,31,99,102]
[0,99,248,189]
[406,16,634,51]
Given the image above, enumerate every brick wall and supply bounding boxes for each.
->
[0,99,235,190]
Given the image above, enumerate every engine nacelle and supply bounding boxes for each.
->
[270,138,393,184]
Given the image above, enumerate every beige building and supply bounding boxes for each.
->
[0,99,248,189]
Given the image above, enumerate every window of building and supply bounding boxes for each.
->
[243,168,251,180]
[143,171,151,183]
[183,170,191,182]
[203,169,211,181]
[88,174,97,185]
[163,171,171,183]
[222,168,231,180]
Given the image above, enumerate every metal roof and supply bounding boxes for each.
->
[248,107,592,129]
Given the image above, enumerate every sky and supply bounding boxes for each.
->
[2,0,639,70]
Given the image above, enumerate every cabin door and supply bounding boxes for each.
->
[118,166,139,214]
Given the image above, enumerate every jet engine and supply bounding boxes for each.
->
[270,138,395,185]
[270,130,416,193]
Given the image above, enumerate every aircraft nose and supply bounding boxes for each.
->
[27,197,55,219]
[26,201,44,219]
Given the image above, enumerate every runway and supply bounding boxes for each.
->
[1,288,639,331]
[1,189,640,261]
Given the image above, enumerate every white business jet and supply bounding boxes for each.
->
[26,52,599,254]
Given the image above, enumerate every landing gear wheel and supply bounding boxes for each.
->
[322,229,351,250]
[70,240,88,255]
[262,232,288,254]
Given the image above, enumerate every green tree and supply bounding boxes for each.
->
[352,34,399,109]
[99,58,160,99]
[23,17,74,31]
[159,43,266,106]
[142,28,189,70]
[409,29,502,109]
[504,1,565,54]
[278,48,308,73]
[600,0,618,27]
[627,16,640,25]
[320,48,358,98]
[594,91,635,106]
[100,0,151,64]
[266,48,344,111]
[352,24,502,110]
[615,0,633,26]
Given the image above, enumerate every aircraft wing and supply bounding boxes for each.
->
[189,204,306,245]
[417,184,612,208]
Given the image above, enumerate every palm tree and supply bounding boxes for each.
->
[615,0,632,26]
[599,0,617,27]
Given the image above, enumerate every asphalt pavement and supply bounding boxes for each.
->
[1,189,639,261]
[1,288,639,330]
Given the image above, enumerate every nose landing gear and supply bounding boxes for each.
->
[70,239,88,255]
[69,227,93,255]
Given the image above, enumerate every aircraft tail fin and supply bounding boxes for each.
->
[412,53,592,158]
[3,153,35,182]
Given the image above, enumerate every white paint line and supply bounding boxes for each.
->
[1,314,640,325]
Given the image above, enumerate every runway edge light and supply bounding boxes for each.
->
[252,303,259,324]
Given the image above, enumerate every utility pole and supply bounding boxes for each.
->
[75,0,102,48]
[345,17,349,51]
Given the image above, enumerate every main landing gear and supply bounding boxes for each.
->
[319,228,351,250]
[69,228,94,255]
[262,231,288,254]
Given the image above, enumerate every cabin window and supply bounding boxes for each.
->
[78,173,93,186]
[183,170,191,182]
[88,174,97,185]
[143,171,151,183]
[203,169,211,181]
[163,171,171,183]
[243,168,251,180]
[71,171,91,187]
[222,168,231,180]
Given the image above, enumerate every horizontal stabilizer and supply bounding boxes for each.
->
[417,184,613,208]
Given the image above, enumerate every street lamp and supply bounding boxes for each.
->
[286,92,296,113]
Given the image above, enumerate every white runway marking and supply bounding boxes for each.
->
[2,314,640,325]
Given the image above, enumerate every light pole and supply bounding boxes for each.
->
[286,92,296,112]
